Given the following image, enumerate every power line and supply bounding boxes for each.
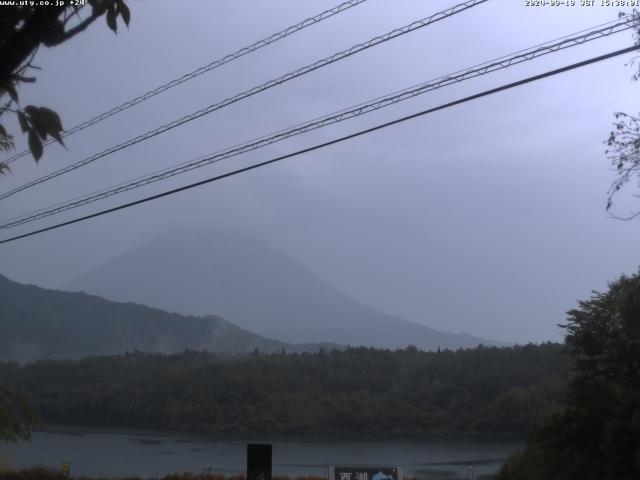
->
[0,45,635,246]
[1,18,634,230]
[0,0,489,201]
[3,0,371,166]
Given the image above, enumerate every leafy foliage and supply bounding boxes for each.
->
[0,343,568,437]
[606,111,640,218]
[496,271,640,480]
[0,0,131,167]
[0,385,36,442]
[17,106,64,161]
[605,9,640,218]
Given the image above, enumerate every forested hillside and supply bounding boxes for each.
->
[0,274,335,361]
[0,344,568,436]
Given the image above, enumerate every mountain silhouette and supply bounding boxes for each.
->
[64,229,500,350]
[0,273,336,363]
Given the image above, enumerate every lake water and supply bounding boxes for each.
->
[0,427,523,479]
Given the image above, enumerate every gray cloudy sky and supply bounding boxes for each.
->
[1,0,639,344]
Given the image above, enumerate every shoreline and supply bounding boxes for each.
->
[32,423,527,444]
[1,427,517,480]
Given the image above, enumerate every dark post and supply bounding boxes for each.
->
[247,443,272,480]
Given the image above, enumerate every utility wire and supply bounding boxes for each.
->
[1,18,634,230]
[3,0,371,166]
[0,45,636,246]
[0,0,489,201]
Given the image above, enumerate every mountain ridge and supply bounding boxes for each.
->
[0,273,339,363]
[63,229,503,350]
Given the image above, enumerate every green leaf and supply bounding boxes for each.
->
[23,105,37,116]
[0,123,14,152]
[48,129,64,146]
[24,106,63,142]
[28,129,43,161]
[36,107,63,130]
[30,117,48,140]
[6,83,18,103]
[118,0,131,27]
[88,0,100,15]
[17,111,28,132]
[106,4,117,33]
[35,107,64,145]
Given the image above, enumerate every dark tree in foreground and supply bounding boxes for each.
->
[0,0,130,171]
[0,385,36,442]
[497,271,640,480]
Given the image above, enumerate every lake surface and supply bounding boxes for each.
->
[0,426,523,479]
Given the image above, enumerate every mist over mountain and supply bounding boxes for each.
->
[0,274,335,363]
[64,229,501,350]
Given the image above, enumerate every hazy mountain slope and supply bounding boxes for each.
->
[0,274,318,363]
[64,229,499,350]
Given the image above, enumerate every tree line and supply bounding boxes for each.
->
[497,272,640,479]
[0,343,567,437]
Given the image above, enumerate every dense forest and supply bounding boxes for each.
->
[0,343,567,437]
[497,272,640,480]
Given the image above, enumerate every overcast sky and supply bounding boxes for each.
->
[0,0,638,344]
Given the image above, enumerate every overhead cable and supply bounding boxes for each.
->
[0,0,489,201]
[3,0,371,165]
[1,18,634,230]
[0,45,636,246]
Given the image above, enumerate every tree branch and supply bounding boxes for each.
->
[46,1,113,46]
[0,1,117,87]
[0,7,65,88]
[606,209,640,221]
